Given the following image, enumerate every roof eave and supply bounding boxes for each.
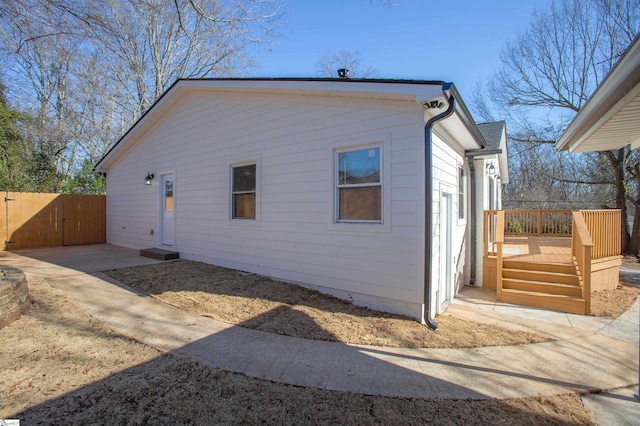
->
[556,34,640,152]
[95,78,489,172]
[447,84,486,150]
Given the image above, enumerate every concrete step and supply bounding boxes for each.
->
[502,278,583,297]
[140,247,180,260]
[503,260,576,275]
[501,289,586,315]
[502,268,580,285]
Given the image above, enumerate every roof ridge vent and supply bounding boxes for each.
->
[337,68,349,79]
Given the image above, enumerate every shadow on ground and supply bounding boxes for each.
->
[10,306,589,425]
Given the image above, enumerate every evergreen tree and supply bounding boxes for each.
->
[0,82,31,191]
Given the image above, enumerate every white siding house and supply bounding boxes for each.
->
[95,79,499,324]
[472,121,510,288]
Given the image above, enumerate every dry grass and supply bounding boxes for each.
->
[1,278,593,425]
[105,260,550,348]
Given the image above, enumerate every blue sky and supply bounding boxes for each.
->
[254,0,550,99]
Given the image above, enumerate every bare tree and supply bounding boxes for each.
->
[625,149,640,256]
[0,0,84,190]
[316,50,381,78]
[481,0,640,254]
[0,0,286,188]
[78,0,285,119]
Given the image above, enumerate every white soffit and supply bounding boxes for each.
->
[569,83,640,152]
[437,114,484,151]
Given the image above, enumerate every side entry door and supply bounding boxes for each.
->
[161,175,175,246]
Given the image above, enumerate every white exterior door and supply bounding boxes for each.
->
[161,174,174,246]
[439,193,453,313]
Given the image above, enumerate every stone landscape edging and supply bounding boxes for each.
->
[0,265,30,328]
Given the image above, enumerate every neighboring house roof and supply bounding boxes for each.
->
[95,78,486,172]
[556,34,640,152]
[477,121,505,150]
[475,120,510,184]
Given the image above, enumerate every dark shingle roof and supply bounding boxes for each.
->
[477,121,505,149]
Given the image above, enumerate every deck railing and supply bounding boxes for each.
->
[572,212,593,314]
[485,209,621,261]
[484,209,573,256]
[503,209,573,236]
[484,210,499,256]
[580,209,621,259]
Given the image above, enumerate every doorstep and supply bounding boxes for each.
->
[140,247,180,260]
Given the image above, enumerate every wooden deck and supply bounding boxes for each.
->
[482,209,621,314]
[502,235,572,264]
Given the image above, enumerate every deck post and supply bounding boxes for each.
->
[537,210,542,236]
[572,211,594,315]
[583,245,592,314]
[483,211,489,257]
[496,211,504,300]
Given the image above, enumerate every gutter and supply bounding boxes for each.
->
[465,148,502,157]
[423,83,456,330]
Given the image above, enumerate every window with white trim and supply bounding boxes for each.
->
[336,146,382,222]
[231,163,256,219]
[458,166,465,220]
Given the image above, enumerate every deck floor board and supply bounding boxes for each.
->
[502,235,572,264]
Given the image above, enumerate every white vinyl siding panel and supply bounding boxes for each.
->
[430,131,470,313]
[105,92,426,311]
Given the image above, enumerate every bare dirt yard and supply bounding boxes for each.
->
[589,256,640,317]
[1,276,594,425]
[105,260,638,348]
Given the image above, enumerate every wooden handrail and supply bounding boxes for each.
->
[572,212,593,314]
[496,211,505,301]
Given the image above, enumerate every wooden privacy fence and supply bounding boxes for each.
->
[1,192,106,251]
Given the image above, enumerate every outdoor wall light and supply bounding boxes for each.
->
[144,173,154,186]
[486,162,496,178]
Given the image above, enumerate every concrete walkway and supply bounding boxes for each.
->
[1,245,638,405]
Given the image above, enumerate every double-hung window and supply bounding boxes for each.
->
[231,164,256,219]
[336,146,382,222]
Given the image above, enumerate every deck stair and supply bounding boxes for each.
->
[500,260,586,314]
